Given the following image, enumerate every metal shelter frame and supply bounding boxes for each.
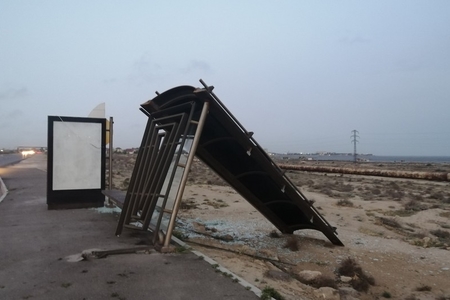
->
[114,80,343,250]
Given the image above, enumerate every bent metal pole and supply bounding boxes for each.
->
[163,100,210,248]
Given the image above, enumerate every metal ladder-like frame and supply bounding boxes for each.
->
[115,100,209,250]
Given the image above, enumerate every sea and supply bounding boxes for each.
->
[272,153,450,164]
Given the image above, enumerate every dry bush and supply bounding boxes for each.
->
[336,199,354,207]
[430,229,450,241]
[264,270,291,282]
[440,212,450,219]
[283,235,299,251]
[444,196,450,204]
[310,274,337,289]
[429,192,445,201]
[180,200,198,210]
[371,188,381,195]
[337,257,375,292]
[404,200,428,212]
[121,178,130,190]
[269,230,281,238]
[318,187,334,197]
[409,193,424,201]
[428,191,450,204]
[260,286,285,300]
[333,183,354,193]
[388,182,400,189]
[377,217,402,229]
[415,285,431,291]
[385,189,404,200]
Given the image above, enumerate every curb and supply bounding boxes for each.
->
[0,176,8,203]
[170,235,264,298]
[190,249,263,298]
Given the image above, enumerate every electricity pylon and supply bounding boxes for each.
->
[351,130,359,163]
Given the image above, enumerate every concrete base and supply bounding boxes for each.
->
[47,201,104,210]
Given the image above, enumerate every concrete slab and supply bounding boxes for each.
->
[0,154,259,300]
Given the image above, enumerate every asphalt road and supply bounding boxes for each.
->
[0,154,260,300]
[0,153,23,167]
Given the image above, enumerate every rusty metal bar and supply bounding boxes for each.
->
[107,117,113,205]
[278,164,450,182]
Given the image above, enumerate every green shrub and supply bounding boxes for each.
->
[260,286,285,300]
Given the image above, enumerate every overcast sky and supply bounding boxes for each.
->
[1,1,449,156]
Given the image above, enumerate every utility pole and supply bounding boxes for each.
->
[351,130,359,163]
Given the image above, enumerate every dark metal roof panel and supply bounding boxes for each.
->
[141,85,343,246]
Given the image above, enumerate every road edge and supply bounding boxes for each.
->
[0,177,8,203]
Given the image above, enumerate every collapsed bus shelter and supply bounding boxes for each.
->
[107,80,343,251]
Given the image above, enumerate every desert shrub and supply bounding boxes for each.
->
[337,257,375,292]
[283,235,299,251]
[337,199,354,207]
[319,187,334,197]
[334,183,354,193]
[388,182,400,189]
[310,275,337,289]
[410,231,427,239]
[430,229,450,240]
[443,196,450,204]
[269,230,281,238]
[264,270,291,282]
[385,209,417,217]
[121,178,130,190]
[385,189,404,200]
[172,230,188,240]
[440,212,450,219]
[180,201,198,210]
[429,192,445,201]
[260,286,285,300]
[430,204,442,209]
[377,217,402,229]
[416,285,431,291]
[404,200,428,212]
[371,188,381,195]
[409,193,423,201]
[382,291,392,298]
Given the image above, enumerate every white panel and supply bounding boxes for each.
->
[88,102,105,118]
[53,121,102,190]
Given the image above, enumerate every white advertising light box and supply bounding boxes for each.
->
[47,116,106,209]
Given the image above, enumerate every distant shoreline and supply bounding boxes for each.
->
[272,154,450,163]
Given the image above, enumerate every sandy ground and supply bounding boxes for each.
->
[111,154,450,300]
